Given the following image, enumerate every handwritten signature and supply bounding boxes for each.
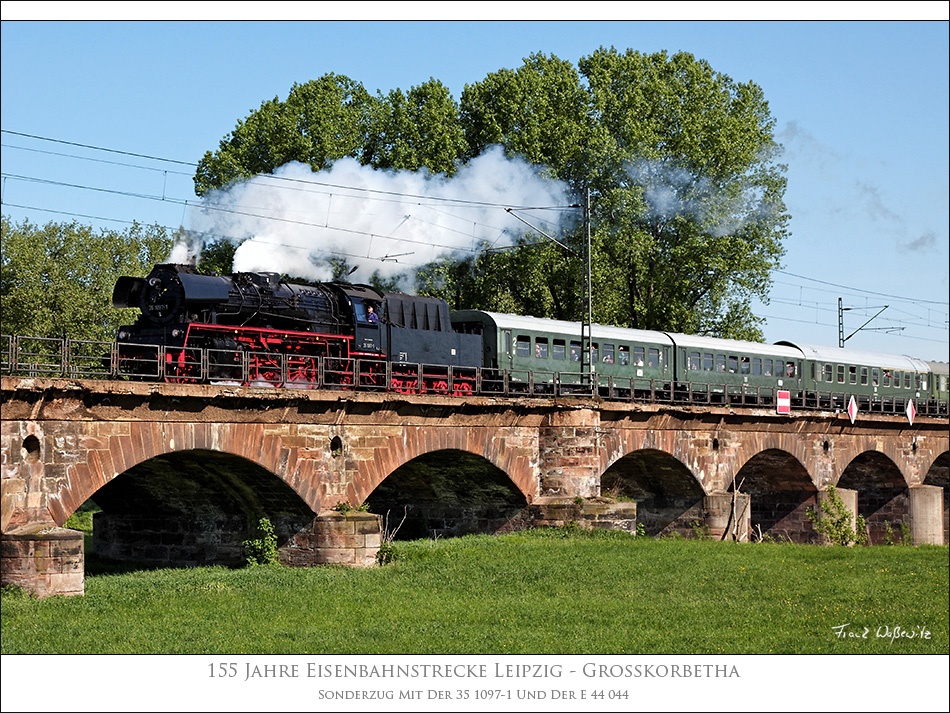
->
[832,623,932,643]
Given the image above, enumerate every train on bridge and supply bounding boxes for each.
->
[107,263,948,415]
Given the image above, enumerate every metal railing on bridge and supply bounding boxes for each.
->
[2,334,947,417]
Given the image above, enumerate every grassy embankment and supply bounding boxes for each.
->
[2,517,946,655]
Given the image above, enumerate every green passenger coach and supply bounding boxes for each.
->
[450,310,674,394]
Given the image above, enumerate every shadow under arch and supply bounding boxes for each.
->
[601,448,704,537]
[838,451,907,545]
[730,448,818,543]
[89,449,316,570]
[364,449,528,540]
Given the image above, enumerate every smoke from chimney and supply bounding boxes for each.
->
[170,145,572,285]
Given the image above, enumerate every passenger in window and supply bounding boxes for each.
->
[366,304,379,323]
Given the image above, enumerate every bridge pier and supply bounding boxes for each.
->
[704,493,751,541]
[282,511,381,566]
[538,408,601,498]
[0,525,84,597]
[909,485,945,545]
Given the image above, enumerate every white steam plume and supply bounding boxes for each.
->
[174,146,572,284]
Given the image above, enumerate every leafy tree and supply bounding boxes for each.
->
[194,74,380,196]
[196,237,238,275]
[369,78,468,174]
[460,48,788,338]
[193,49,788,340]
[0,217,172,341]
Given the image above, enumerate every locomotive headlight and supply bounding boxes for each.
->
[118,331,129,340]
[172,329,182,338]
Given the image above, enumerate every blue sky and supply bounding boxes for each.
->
[2,7,948,361]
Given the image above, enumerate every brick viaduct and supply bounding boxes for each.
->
[2,375,948,597]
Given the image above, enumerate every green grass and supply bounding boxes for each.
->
[2,529,947,655]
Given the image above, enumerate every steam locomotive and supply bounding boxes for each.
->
[113,263,949,413]
[113,263,481,390]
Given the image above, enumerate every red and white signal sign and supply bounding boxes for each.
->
[906,399,916,426]
[847,395,858,424]
[776,390,790,414]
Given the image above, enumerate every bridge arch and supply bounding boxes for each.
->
[730,448,818,543]
[601,448,705,537]
[43,422,328,527]
[837,450,907,545]
[338,424,538,507]
[362,449,529,539]
[89,449,316,567]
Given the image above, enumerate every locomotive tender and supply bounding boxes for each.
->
[112,264,949,414]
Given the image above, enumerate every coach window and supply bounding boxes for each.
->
[849,365,857,385]
[535,338,549,359]
[917,374,925,390]
[871,368,880,387]
[634,346,645,366]
[704,353,714,371]
[602,344,614,364]
[752,358,762,376]
[740,357,751,375]
[905,372,913,389]
[648,348,660,368]
[883,369,891,387]
[764,359,773,376]
[618,345,630,366]
[570,341,581,362]
[822,363,833,383]
[786,362,797,378]
[728,356,738,373]
[836,364,845,383]
[860,367,869,386]
[592,343,599,363]
[516,335,530,358]
[689,351,701,371]
[716,354,726,373]
[553,339,566,361]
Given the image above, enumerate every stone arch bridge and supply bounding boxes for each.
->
[2,375,947,597]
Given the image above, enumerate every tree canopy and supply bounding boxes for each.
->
[194,48,788,340]
[0,217,173,341]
